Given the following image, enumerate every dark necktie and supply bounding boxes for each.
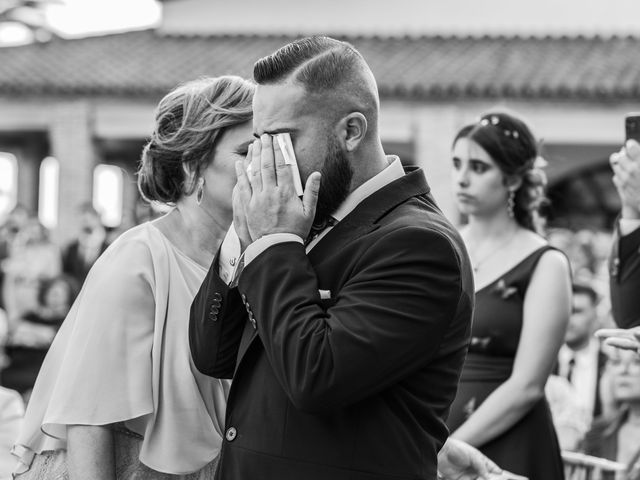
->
[305,217,337,247]
[567,356,576,384]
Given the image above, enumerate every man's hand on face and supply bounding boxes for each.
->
[234,134,321,243]
[611,140,640,220]
[232,144,253,252]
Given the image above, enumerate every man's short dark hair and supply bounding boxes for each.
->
[253,36,365,91]
[572,282,598,304]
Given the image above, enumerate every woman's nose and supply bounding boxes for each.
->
[456,169,470,187]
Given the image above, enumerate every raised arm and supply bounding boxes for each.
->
[610,140,640,328]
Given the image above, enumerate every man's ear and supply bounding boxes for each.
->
[337,112,367,152]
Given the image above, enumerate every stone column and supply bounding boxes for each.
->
[48,101,96,244]
[412,105,462,225]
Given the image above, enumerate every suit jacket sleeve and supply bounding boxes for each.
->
[610,225,640,328]
[238,225,471,413]
[189,252,247,378]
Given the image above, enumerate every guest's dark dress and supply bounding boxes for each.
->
[447,246,565,480]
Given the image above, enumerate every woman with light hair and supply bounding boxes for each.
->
[12,75,255,479]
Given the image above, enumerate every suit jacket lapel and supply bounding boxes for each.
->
[234,167,431,371]
[308,167,431,265]
[235,321,258,375]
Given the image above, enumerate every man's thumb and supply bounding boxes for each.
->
[302,172,321,217]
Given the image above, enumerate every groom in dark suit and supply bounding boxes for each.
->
[190,36,475,480]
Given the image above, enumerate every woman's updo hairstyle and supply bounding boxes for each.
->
[453,111,548,232]
[137,76,255,204]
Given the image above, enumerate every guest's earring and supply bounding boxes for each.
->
[507,190,515,218]
[196,178,204,205]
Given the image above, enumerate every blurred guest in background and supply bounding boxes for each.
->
[1,274,78,400]
[0,385,24,478]
[559,282,607,420]
[0,204,33,311]
[0,204,31,263]
[581,347,640,478]
[61,202,109,287]
[1,219,61,328]
[446,111,572,480]
[12,75,255,479]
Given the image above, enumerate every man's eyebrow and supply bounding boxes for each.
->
[253,127,297,139]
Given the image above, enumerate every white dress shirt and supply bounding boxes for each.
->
[558,340,601,422]
[619,218,640,236]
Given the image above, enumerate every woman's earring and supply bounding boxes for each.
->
[507,190,515,218]
[196,179,204,206]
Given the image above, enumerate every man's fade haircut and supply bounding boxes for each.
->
[253,36,379,125]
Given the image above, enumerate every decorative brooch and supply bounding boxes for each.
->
[463,397,477,419]
[493,279,519,299]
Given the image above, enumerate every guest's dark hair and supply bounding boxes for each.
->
[137,76,254,205]
[454,111,547,232]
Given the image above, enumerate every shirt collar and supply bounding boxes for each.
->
[559,339,600,362]
[331,156,404,222]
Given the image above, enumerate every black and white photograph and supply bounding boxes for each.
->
[0,1,639,479]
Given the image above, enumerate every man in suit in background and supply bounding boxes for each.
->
[189,36,480,479]
[558,282,607,421]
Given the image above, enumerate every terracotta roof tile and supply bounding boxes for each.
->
[1,30,639,100]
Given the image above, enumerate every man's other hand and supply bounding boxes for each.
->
[437,438,502,480]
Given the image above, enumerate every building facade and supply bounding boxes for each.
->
[1,1,639,240]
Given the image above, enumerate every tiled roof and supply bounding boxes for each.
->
[1,30,640,100]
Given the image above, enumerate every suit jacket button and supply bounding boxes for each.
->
[241,293,247,303]
[225,427,237,442]
[213,292,222,301]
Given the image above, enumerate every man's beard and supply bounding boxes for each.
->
[313,135,354,226]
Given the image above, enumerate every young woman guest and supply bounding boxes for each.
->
[12,75,254,479]
[446,111,572,480]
